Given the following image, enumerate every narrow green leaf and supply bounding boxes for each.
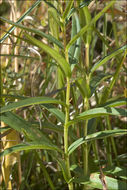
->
[0,112,52,143]
[73,13,81,61]
[62,1,74,21]
[0,141,63,158]
[66,1,115,53]
[0,0,43,43]
[68,129,127,155]
[0,17,63,49]
[102,98,127,108]
[25,33,71,77]
[1,94,27,100]
[90,45,127,75]
[0,97,66,113]
[0,53,39,60]
[67,107,127,127]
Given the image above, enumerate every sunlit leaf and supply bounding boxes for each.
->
[67,107,127,127]
[68,129,127,155]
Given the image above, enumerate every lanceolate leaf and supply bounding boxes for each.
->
[25,33,71,77]
[67,107,127,127]
[0,53,39,60]
[0,112,52,143]
[101,98,127,107]
[90,45,127,75]
[0,97,66,114]
[0,142,63,158]
[0,0,43,43]
[68,129,127,155]
[0,17,63,49]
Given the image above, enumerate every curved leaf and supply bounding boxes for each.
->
[0,17,63,49]
[0,0,43,43]
[0,53,39,60]
[25,33,71,78]
[0,141,63,158]
[0,112,52,143]
[90,45,127,75]
[68,129,127,155]
[0,96,66,114]
[101,98,127,107]
[67,107,127,127]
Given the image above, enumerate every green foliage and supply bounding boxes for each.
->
[0,0,127,189]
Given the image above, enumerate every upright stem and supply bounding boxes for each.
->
[64,78,73,190]
[83,96,90,184]
[63,13,73,189]
[83,43,90,190]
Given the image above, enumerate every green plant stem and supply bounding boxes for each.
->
[63,10,73,188]
[82,6,91,188]
[82,6,91,187]
[83,97,90,190]
[83,119,88,176]
[64,77,73,190]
